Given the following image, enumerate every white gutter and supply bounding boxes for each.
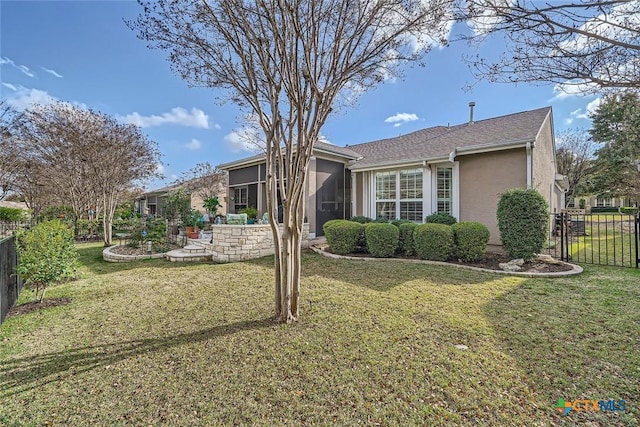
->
[526,141,532,189]
[448,148,457,163]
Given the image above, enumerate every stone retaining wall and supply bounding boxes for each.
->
[201,223,309,263]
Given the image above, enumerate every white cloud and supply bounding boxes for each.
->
[466,0,518,36]
[224,127,265,153]
[5,86,56,111]
[2,82,17,91]
[385,112,419,127]
[184,138,202,151]
[0,57,35,78]
[40,66,63,78]
[155,163,165,174]
[117,107,211,129]
[568,97,603,122]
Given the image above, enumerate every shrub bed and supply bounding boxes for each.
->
[323,220,363,255]
[414,223,453,261]
[364,223,399,258]
[452,221,490,262]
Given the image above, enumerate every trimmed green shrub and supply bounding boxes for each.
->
[425,212,457,225]
[364,223,399,257]
[373,217,390,223]
[590,206,619,213]
[15,219,78,302]
[619,206,639,215]
[349,216,372,224]
[391,219,412,228]
[414,223,453,261]
[497,188,549,261]
[452,221,490,262]
[0,206,27,222]
[323,220,363,255]
[398,222,418,256]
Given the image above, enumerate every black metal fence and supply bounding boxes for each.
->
[1,236,23,324]
[546,211,639,268]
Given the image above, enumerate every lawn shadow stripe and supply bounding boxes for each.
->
[0,316,275,398]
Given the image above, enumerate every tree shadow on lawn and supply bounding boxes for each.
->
[482,274,640,424]
[246,250,503,292]
[0,316,276,398]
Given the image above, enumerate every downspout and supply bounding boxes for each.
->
[526,142,532,189]
[448,149,457,163]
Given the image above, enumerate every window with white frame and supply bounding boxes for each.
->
[375,169,423,220]
[233,186,248,212]
[436,167,452,215]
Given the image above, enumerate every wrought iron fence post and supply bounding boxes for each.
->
[634,212,640,268]
[560,212,565,262]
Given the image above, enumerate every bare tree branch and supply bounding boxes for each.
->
[461,0,640,93]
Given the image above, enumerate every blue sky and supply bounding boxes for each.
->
[1,1,602,190]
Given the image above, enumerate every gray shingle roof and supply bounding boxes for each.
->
[347,107,551,170]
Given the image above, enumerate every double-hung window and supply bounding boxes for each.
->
[436,167,452,215]
[375,169,423,221]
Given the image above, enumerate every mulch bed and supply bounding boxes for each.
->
[109,244,180,256]
[320,247,573,273]
[6,298,72,318]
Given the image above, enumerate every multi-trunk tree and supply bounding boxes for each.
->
[130,0,453,322]
[555,129,596,204]
[16,102,162,245]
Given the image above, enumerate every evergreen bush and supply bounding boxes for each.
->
[414,223,453,261]
[398,222,418,256]
[425,212,457,225]
[323,220,363,255]
[452,221,490,262]
[349,216,372,224]
[496,188,549,261]
[15,220,78,302]
[364,223,399,257]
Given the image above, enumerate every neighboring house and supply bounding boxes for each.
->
[135,183,227,218]
[219,106,567,245]
[568,196,635,209]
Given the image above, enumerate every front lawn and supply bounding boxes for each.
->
[1,243,638,425]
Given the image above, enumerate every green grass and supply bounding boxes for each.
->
[1,243,638,426]
[568,218,638,267]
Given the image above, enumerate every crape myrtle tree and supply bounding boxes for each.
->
[462,0,640,94]
[18,102,162,245]
[130,0,454,323]
[0,100,23,200]
[175,162,228,202]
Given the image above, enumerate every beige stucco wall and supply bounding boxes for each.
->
[531,112,560,214]
[458,149,527,245]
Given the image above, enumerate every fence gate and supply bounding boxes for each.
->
[546,211,639,268]
[1,236,23,324]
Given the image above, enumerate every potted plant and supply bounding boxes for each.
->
[184,209,204,238]
[240,207,259,224]
[203,196,222,215]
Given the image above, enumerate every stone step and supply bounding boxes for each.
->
[165,248,212,262]
[183,244,207,254]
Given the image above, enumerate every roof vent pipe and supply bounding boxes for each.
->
[468,101,476,124]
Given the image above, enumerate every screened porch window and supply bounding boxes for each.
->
[233,186,248,212]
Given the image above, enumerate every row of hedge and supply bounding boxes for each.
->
[323,219,490,262]
[349,212,458,226]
